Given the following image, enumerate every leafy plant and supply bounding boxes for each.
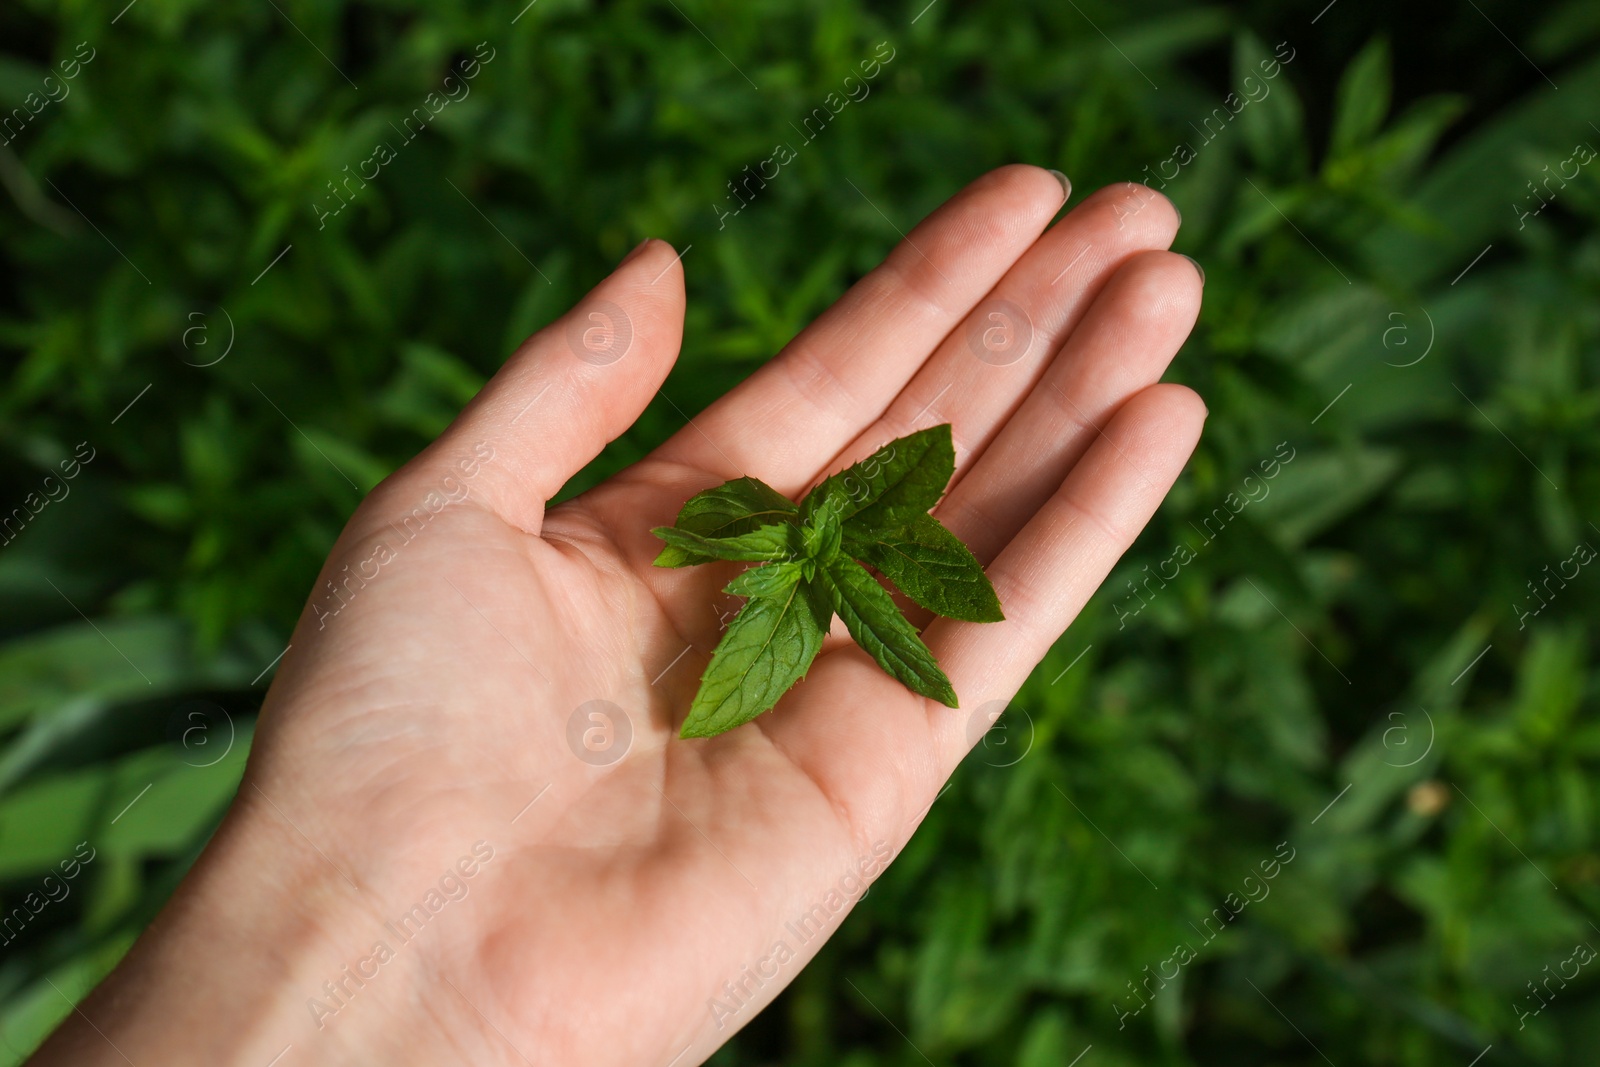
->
[4,0,1600,1061]
[652,424,1002,737]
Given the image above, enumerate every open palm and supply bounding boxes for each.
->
[33,167,1203,1067]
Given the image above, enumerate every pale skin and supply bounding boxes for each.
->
[30,166,1204,1066]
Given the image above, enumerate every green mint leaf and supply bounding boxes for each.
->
[725,560,803,598]
[801,500,843,562]
[651,523,793,564]
[844,514,1004,623]
[679,580,831,738]
[818,557,958,707]
[802,424,954,527]
[654,434,1000,736]
[653,477,798,567]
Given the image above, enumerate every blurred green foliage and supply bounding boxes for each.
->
[2,0,1600,1063]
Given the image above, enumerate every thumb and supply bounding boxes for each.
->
[419,239,686,532]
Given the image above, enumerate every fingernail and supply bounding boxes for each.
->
[1180,254,1204,286]
[620,238,652,266]
[1173,204,1183,226]
[1047,169,1072,202]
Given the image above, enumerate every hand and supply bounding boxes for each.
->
[30,166,1203,1066]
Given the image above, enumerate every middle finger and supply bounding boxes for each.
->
[809,182,1181,489]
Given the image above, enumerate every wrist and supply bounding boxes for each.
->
[27,777,479,1066]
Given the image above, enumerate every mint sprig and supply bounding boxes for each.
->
[652,424,1003,739]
